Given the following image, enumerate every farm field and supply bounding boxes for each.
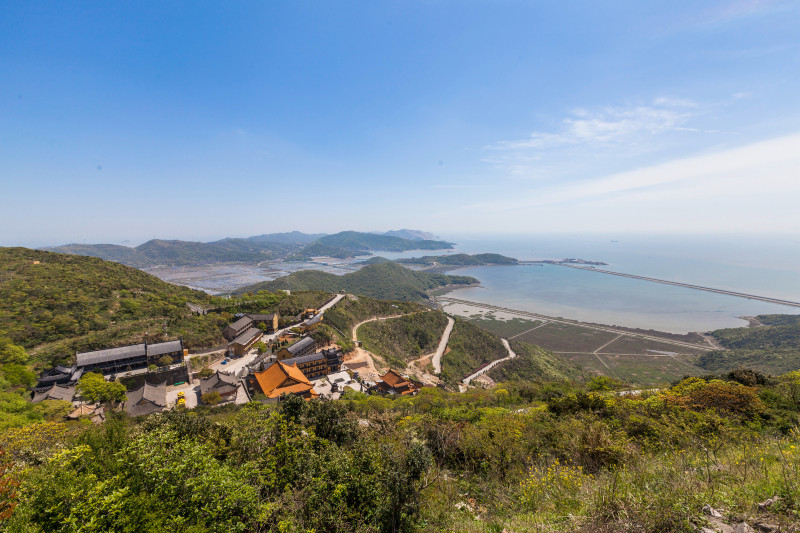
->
[452,301,708,387]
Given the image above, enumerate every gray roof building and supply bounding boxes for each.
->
[282,337,315,357]
[231,327,262,347]
[76,343,146,368]
[146,340,184,358]
[199,371,239,398]
[125,382,167,417]
[31,384,76,404]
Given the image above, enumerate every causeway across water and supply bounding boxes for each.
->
[517,262,800,309]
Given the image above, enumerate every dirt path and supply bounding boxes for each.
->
[346,313,407,382]
[431,316,455,374]
[462,338,517,386]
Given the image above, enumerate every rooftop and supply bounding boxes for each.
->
[76,343,146,367]
[231,327,262,346]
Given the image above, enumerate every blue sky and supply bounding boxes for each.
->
[2,1,799,246]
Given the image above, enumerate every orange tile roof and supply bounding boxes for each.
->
[254,361,317,399]
[380,369,411,388]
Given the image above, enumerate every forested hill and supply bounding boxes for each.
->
[313,231,453,252]
[0,247,217,352]
[698,313,800,374]
[234,262,477,301]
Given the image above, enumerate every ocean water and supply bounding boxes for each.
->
[382,234,800,334]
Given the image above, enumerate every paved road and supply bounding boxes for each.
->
[319,293,345,313]
[431,316,455,374]
[462,338,517,386]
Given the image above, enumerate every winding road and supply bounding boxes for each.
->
[462,338,517,386]
[431,317,455,374]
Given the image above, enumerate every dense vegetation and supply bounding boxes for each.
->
[397,253,518,266]
[488,341,583,383]
[0,248,215,351]
[235,262,477,302]
[699,313,800,374]
[0,247,336,368]
[358,311,449,368]
[439,319,509,384]
[3,371,800,532]
[323,296,427,337]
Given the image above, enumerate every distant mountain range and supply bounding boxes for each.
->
[42,230,452,268]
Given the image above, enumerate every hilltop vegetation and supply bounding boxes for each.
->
[0,247,215,350]
[3,371,800,532]
[488,341,584,383]
[397,253,518,266]
[323,296,427,336]
[0,247,334,366]
[698,313,800,374]
[235,262,477,302]
[439,319,509,384]
[358,311,449,368]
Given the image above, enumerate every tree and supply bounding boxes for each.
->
[158,355,173,367]
[77,373,126,404]
[201,391,222,406]
[280,394,306,422]
[254,341,268,354]
[198,367,214,379]
[0,339,28,365]
[0,448,19,523]
[148,364,157,372]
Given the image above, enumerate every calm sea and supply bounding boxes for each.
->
[378,234,800,334]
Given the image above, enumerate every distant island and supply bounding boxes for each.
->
[42,229,454,268]
[396,253,519,266]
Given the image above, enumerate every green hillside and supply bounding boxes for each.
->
[0,248,216,350]
[234,262,477,302]
[489,341,583,383]
[323,296,427,337]
[358,311,449,368]
[439,319,509,384]
[0,247,334,366]
[314,231,453,252]
[697,313,800,374]
[38,243,146,265]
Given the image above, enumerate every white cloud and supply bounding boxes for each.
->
[491,99,697,151]
[449,132,800,233]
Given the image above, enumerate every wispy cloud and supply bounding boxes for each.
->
[490,99,697,151]
[466,132,800,218]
